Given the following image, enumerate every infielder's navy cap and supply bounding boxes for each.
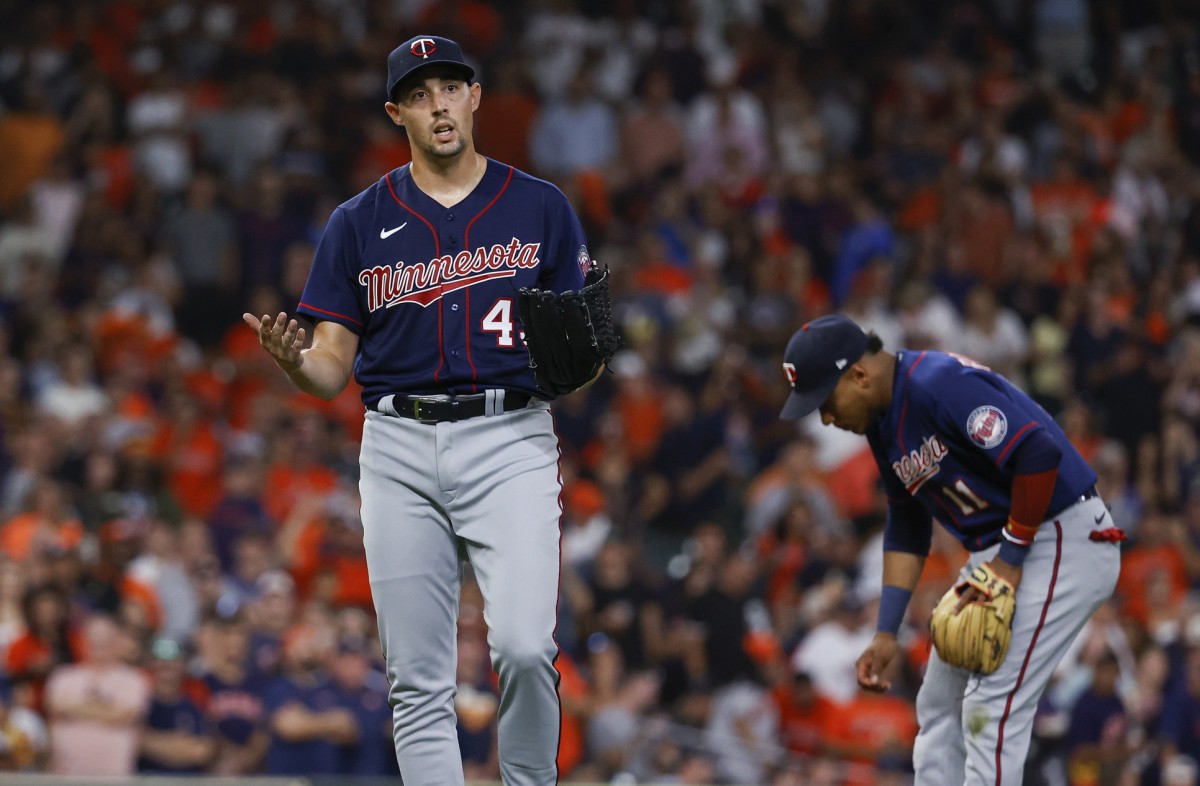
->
[779,314,868,420]
[387,35,475,100]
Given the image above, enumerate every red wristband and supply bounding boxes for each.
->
[1004,517,1038,546]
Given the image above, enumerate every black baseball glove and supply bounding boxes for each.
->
[517,265,620,398]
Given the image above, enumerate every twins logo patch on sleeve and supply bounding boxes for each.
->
[966,405,1007,449]
[576,245,591,278]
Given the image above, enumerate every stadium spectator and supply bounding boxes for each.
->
[4,584,81,713]
[44,615,149,775]
[772,670,838,757]
[196,613,269,775]
[791,592,875,705]
[261,622,357,776]
[1159,643,1200,774]
[1064,650,1131,783]
[0,676,46,771]
[528,67,620,181]
[328,637,396,776]
[136,637,214,774]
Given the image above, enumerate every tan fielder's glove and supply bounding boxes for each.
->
[930,563,1016,675]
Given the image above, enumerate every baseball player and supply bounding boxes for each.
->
[244,35,594,786]
[778,314,1123,785]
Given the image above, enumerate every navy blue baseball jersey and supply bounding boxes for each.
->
[203,671,267,747]
[137,697,210,774]
[262,674,348,775]
[868,350,1096,551]
[296,159,589,404]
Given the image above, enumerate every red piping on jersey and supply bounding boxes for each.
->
[895,351,928,452]
[550,408,565,786]
[385,172,446,382]
[462,165,514,392]
[996,422,1037,465]
[436,299,445,382]
[995,519,1062,785]
[384,172,441,254]
[297,302,363,328]
[464,288,476,392]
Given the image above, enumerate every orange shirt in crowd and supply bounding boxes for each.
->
[825,447,881,521]
[0,513,83,561]
[827,692,918,767]
[615,391,665,466]
[915,546,962,594]
[475,91,538,173]
[353,134,412,192]
[897,184,942,232]
[289,521,372,610]
[1116,543,1189,628]
[1029,178,1100,285]
[955,200,1014,287]
[263,463,339,525]
[5,630,85,714]
[290,386,366,445]
[757,533,806,608]
[151,419,224,517]
[632,260,693,296]
[554,651,588,777]
[0,113,65,211]
[771,684,839,756]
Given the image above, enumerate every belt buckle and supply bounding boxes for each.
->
[410,397,440,423]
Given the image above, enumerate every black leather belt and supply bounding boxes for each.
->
[373,391,532,423]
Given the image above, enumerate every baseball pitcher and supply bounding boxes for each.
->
[245,34,615,786]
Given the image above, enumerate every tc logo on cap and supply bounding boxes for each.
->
[410,38,437,58]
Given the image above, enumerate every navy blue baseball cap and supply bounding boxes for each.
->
[779,314,869,420]
[387,35,476,100]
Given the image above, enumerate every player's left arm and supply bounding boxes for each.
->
[518,186,614,395]
[547,189,610,384]
[539,187,589,292]
[934,371,1062,590]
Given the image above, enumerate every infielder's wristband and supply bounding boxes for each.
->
[997,539,1031,567]
[877,585,912,635]
[1003,518,1038,546]
[998,517,1036,567]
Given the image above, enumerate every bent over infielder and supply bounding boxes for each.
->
[246,34,594,786]
[779,314,1122,786]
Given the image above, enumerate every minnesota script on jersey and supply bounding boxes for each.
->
[297,159,588,402]
[868,350,1097,551]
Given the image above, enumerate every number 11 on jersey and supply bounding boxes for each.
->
[942,478,989,515]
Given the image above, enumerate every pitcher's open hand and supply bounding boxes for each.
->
[244,312,305,372]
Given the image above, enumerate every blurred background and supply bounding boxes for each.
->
[0,0,1198,784]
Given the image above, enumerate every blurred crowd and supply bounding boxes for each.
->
[0,0,1199,784]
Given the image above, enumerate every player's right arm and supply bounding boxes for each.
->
[856,481,932,693]
[243,314,359,401]
[856,549,926,693]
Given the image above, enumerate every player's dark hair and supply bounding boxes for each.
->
[865,331,884,354]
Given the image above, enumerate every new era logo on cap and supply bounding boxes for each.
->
[779,314,868,420]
